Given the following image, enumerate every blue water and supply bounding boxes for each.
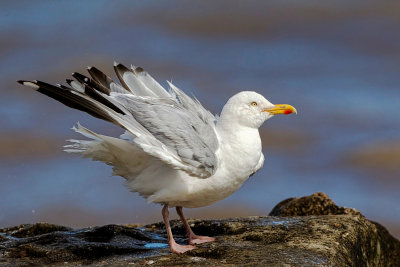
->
[1,1,399,238]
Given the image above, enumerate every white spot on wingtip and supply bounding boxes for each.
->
[23,81,39,89]
[87,66,92,70]
[113,61,119,66]
[84,78,89,82]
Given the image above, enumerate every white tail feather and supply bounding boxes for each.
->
[64,124,152,179]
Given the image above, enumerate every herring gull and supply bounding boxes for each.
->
[18,62,296,253]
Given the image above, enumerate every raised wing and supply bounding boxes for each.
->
[113,94,218,175]
[18,62,219,178]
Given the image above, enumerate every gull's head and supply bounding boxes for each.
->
[220,91,297,128]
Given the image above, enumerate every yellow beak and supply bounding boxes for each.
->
[263,104,297,115]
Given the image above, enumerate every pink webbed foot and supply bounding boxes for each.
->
[189,235,216,245]
[169,241,196,253]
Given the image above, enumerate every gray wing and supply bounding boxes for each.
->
[113,92,219,176]
[20,62,219,178]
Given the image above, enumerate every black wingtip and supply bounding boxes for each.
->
[113,62,130,73]
[17,80,25,85]
[72,72,90,84]
[113,62,132,92]
[135,67,144,73]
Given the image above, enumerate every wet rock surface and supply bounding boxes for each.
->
[1,193,399,266]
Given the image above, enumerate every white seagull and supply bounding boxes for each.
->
[18,62,296,253]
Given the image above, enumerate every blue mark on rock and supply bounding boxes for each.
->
[144,243,169,249]
[138,227,166,240]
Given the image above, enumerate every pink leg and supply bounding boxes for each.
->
[162,204,196,253]
[176,206,216,245]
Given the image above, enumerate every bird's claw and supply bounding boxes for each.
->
[170,242,196,253]
[189,235,216,245]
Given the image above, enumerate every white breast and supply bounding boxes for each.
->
[162,125,264,208]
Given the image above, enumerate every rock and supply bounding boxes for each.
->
[269,192,362,216]
[1,194,399,266]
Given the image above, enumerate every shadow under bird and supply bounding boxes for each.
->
[18,62,296,253]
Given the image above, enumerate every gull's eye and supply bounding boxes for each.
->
[251,102,258,107]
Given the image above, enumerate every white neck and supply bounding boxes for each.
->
[215,118,263,182]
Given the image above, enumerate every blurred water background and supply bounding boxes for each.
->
[1,0,399,238]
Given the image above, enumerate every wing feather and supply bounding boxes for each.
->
[112,94,218,176]
[87,66,128,94]
[130,65,171,98]
[114,62,172,98]
[18,62,219,178]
